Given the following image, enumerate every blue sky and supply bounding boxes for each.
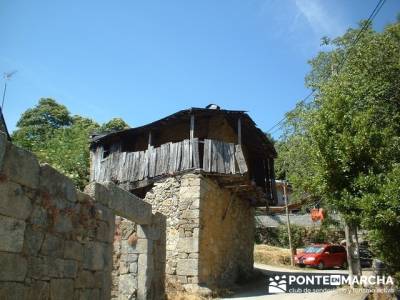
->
[1,0,399,137]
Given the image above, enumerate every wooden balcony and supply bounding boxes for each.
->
[91,138,249,185]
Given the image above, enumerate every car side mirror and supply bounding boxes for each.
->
[324,251,330,255]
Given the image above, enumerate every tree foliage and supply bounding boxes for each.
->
[276,20,400,270]
[12,98,73,150]
[12,99,130,189]
[99,118,130,133]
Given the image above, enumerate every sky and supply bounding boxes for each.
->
[1,0,399,137]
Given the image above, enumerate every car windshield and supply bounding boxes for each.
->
[303,246,324,253]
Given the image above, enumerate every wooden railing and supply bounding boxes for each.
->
[91,139,248,183]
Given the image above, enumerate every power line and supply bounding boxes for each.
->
[335,0,386,73]
[266,90,315,133]
[266,0,387,134]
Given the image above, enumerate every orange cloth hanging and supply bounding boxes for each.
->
[310,208,325,221]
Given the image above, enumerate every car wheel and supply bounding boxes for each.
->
[317,262,325,270]
[341,261,348,270]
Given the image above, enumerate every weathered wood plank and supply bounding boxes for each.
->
[132,151,140,181]
[138,151,145,180]
[168,142,177,174]
[127,152,134,181]
[211,140,218,172]
[222,142,230,174]
[235,144,248,174]
[155,147,162,176]
[117,152,124,181]
[228,143,236,174]
[110,152,117,180]
[94,138,250,183]
[100,158,109,182]
[189,141,193,169]
[143,149,149,179]
[91,147,102,181]
[216,140,225,173]
[175,141,182,172]
[109,143,120,181]
[149,147,156,178]
[98,159,104,182]
[181,139,190,170]
[192,138,199,168]
[160,142,171,174]
[206,139,212,172]
[203,139,209,172]
[166,142,172,174]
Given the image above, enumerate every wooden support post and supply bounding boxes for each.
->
[190,114,195,140]
[265,158,276,204]
[237,118,242,145]
[148,131,152,149]
[189,114,194,167]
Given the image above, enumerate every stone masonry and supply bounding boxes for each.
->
[139,173,254,292]
[142,175,201,289]
[0,132,165,300]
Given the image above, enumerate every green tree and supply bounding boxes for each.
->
[99,118,130,133]
[278,20,400,271]
[13,99,132,189]
[274,101,321,202]
[12,98,73,150]
[36,116,100,189]
[13,99,100,189]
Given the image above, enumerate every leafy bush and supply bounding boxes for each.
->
[256,224,344,250]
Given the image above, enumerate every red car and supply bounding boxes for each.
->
[294,244,348,270]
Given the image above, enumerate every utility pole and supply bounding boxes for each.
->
[345,223,362,286]
[283,180,294,266]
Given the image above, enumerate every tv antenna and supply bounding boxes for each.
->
[2,70,17,109]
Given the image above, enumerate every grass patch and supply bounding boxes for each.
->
[254,244,292,266]
[167,293,205,300]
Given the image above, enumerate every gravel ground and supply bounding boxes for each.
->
[220,263,369,300]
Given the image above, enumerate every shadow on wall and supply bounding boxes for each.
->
[0,131,166,300]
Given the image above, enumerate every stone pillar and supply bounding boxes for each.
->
[175,175,201,285]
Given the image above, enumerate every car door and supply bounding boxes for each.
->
[330,246,342,266]
[322,246,334,267]
[336,246,347,266]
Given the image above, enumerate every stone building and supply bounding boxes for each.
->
[90,106,277,292]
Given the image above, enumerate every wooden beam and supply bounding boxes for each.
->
[148,131,152,149]
[190,114,195,140]
[190,114,195,168]
[237,118,242,145]
[224,184,253,189]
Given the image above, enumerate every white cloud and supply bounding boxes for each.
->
[257,0,346,54]
[294,0,345,37]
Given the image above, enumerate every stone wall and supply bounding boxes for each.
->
[111,213,166,300]
[256,214,322,228]
[199,177,254,288]
[142,175,200,289]
[140,173,254,292]
[0,132,165,300]
[255,213,342,228]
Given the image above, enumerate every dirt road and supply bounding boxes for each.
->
[221,263,368,300]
